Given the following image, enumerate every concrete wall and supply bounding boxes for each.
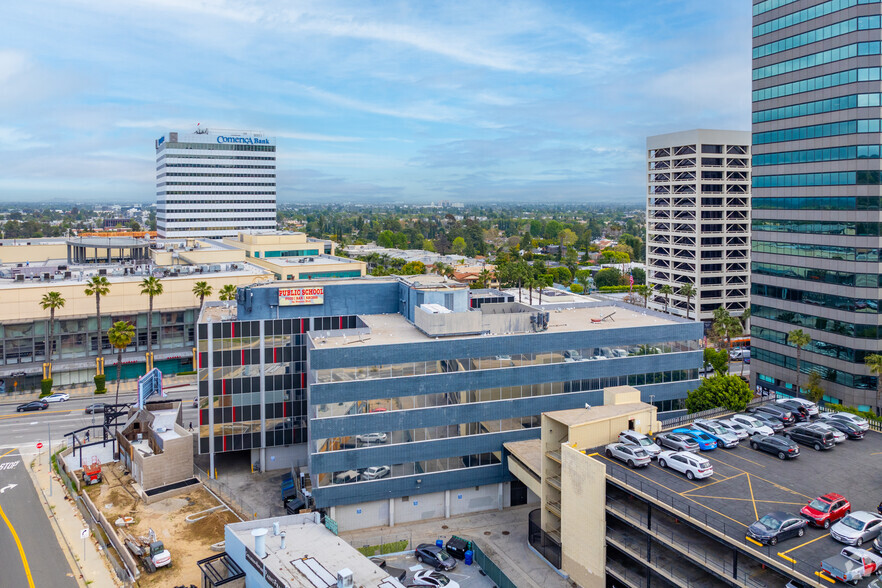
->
[251,443,308,471]
[130,427,193,491]
[236,281,400,320]
[561,444,605,587]
[0,242,68,263]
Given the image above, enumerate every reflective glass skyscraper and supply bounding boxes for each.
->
[751,0,882,414]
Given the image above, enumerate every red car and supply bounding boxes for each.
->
[801,493,851,529]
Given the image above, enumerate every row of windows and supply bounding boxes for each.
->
[158,154,275,161]
[753,196,882,210]
[753,93,882,124]
[157,173,276,178]
[752,261,882,288]
[753,239,881,261]
[161,216,275,222]
[753,15,881,58]
[753,42,880,81]
[753,0,799,17]
[159,163,275,170]
[159,199,276,204]
[754,119,882,145]
[753,170,882,187]
[753,145,882,166]
[160,225,275,232]
[753,347,877,390]
[295,270,362,280]
[160,191,276,195]
[159,142,276,152]
[159,182,276,187]
[198,316,356,343]
[752,219,882,236]
[752,304,882,339]
[259,249,320,258]
[753,0,879,38]
[753,325,875,364]
[753,67,881,102]
[160,211,274,217]
[752,282,881,314]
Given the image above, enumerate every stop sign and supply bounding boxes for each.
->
[36,442,43,449]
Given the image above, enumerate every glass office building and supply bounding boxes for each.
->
[752,0,882,412]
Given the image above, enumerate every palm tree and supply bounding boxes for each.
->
[84,276,110,355]
[865,354,882,417]
[192,279,212,321]
[678,283,696,320]
[783,328,810,396]
[634,284,650,308]
[219,284,237,302]
[477,268,491,289]
[108,321,135,407]
[40,292,65,365]
[659,284,673,314]
[140,277,164,357]
[712,307,741,371]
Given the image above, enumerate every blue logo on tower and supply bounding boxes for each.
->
[217,135,270,145]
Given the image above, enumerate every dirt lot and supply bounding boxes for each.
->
[84,462,240,588]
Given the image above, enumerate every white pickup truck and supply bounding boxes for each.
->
[821,546,882,584]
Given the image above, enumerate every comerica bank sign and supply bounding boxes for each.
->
[217,135,271,145]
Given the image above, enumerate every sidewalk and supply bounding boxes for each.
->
[1,373,196,406]
[29,444,121,588]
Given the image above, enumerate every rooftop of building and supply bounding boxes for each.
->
[254,254,363,268]
[545,401,650,427]
[227,515,404,588]
[66,236,150,247]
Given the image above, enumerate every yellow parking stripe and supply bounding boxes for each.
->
[686,495,805,506]
[815,571,836,584]
[782,532,830,554]
[649,463,701,488]
[747,473,759,521]
[0,502,35,588]
[680,472,745,494]
[745,536,763,546]
[710,450,766,468]
[778,553,796,564]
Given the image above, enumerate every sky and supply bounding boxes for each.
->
[0,1,752,205]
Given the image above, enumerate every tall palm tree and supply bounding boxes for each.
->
[659,284,673,314]
[785,328,811,395]
[634,284,650,308]
[219,284,237,302]
[864,354,882,417]
[84,276,110,355]
[192,280,213,326]
[39,291,65,365]
[108,321,135,407]
[713,307,741,371]
[140,277,164,357]
[678,283,696,320]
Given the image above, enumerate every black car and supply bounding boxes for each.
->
[414,544,457,571]
[750,434,800,459]
[784,424,835,451]
[747,511,808,546]
[752,414,785,433]
[84,403,107,414]
[823,418,865,440]
[16,400,48,412]
[369,558,406,582]
[751,404,796,425]
[776,400,811,422]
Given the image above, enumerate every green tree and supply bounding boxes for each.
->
[686,374,753,413]
[634,284,650,308]
[475,268,491,289]
[575,269,592,288]
[377,230,395,248]
[40,291,65,365]
[192,281,213,332]
[864,353,882,416]
[140,277,164,357]
[401,261,426,275]
[451,236,467,255]
[679,283,697,320]
[630,267,645,285]
[570,283,584,294]
[787,329,811,395]
[659,284,673,314]
[84,276,110,356]
[108,321,136,407]
[712,307,741,369]
[594,268,622,289]
[703,347,729,377]
[422,239,436,252]
[805,371,825,405]
[553,266,572,285]
[219,284,237,301]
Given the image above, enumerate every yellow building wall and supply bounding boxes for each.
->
[253,258,366,279]
[561,444,606,587]
[222,232,336,257]
[0,243,69,264]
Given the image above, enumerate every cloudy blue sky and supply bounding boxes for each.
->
[0,1,751,204]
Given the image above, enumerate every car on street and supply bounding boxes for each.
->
[414,544,457,571]
[750,404,796,425]
[775,399,811,422]
[783,424,836,451]
[16,400,48,412]
[44,392,70,403]
[671,428,718,451]
[653,432,699,453]
[657,450,713,480]
[729,414,774,436]
[800,493,851,529]
[821,546,882,584]
[776,397,819,417]
[749,434,799,460]
[605,443,651,468]
[806,422,846,444]
[730,348,748,361]
[412,570,460,588]
[356,432,388,444]
[822,418,865,440]
[360,465,391,480]
[618,431,662,458]
[831,511,882,546]
[692,420,740,448]
[747,511,808,546]
[84,403,108,414]
[715,419,749,440]
[820,412,870,432]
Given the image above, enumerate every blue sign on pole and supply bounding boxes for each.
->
[137,368,165,408]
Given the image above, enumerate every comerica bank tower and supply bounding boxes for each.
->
[155,129,277,239]
[751,0,882,415]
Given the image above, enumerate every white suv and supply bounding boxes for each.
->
[618,431,662,458]
[730,414,774,436]
[657,450,713,480]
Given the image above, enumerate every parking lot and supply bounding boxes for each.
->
[595,420,882,586]
[381,552,497,588]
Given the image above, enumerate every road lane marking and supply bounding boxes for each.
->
[782,532,830,554]
[0,501,35,588]
[0,410,71,420]
[0,484,17,493]
[747,473,759,521]
[0,448,16,459]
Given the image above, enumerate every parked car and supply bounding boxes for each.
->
[84,403,107,414]
[356,432,388,444]
[692,420,740,448]
[657,450,713,480]
[746,511,808,546]
[653,432,699,453]
[16,400,48,412]
[671,428,717,451]
[783,424,836,451]
[332,470,360,485]
[801,493,851,529]
[822,418,865,440]
[618,431,662,458]
[44,393,70,403]
[414,544,457,571]
[775,399,810,422]
[605,443,652,468]
[360,465,391,480]
[831,511,882,546]
[874,534,882,553]
[412,570,460,588]
[820,412,870,432]
[750,404,796,425]
[749,434,799,460]
[729,414,774,436]
[821,546,882,584]
[806,422,846,444]
[715,419,749,440]
[776,397,819,417]
[750,413,785,433]
[563,349,584,362]
[369,557,406,582]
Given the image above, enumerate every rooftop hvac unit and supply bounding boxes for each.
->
[337,569,353,588]
[14,274,24,282]
[98,268,107,276]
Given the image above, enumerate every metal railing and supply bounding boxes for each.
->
[527,508,561,569]
[194,466,263,520]
[660,396,766,429]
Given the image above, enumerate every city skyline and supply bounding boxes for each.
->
[1,1,750,203]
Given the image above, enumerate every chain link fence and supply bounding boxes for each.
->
[194,465,262,520]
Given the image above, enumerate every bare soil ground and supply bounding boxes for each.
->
[84,462,239,588]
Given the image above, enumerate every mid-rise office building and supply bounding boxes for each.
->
[646,129,752,322]
[751,0,882,413]
[156,129,277,239]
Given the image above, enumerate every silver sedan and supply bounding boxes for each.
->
[604,443,651,468]
[653,432,699,453]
